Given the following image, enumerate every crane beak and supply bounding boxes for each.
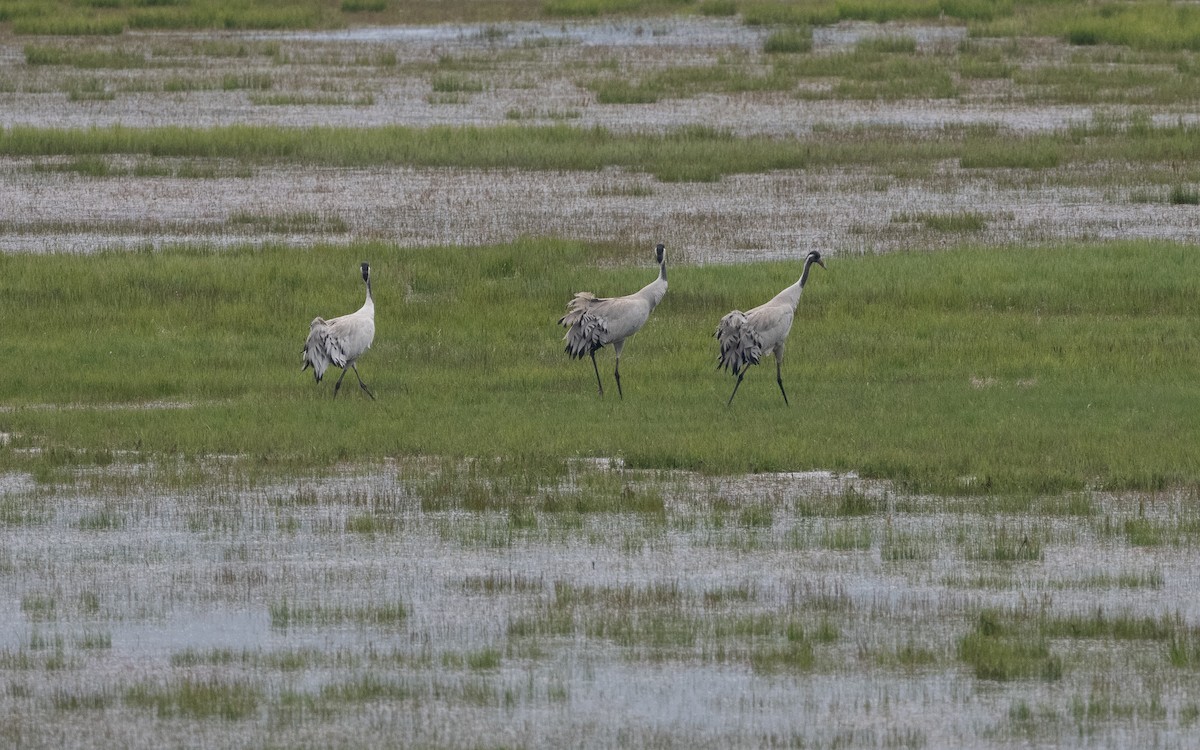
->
[816,258,826,269]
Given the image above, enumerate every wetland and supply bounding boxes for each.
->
[3,2,1200,747]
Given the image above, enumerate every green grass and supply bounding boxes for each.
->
[269,599,408,629]
[1,239,1199,494]
[959,606,1197,681]
[894,211,989,233]
[958,610,1063,681]
[4,119,1200,184]
[249,93,375,106]
[124,678,261,720]
[4,0,1200,54]
[762,28,812,55]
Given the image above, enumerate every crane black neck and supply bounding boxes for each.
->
[799,254,819,288]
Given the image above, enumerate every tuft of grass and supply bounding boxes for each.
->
[893,211,989,232]
[961,134,1061,169]
[698,0,736,17]
[882,529,933,562]
[228,211,349,234]
[1169,185,1200,205]
[856,35,918,55]
[431,74,485,93]
[342,0,388,11]
[78,510,123,530]
[124,678,262,720]
[763,28,813,55]
[958,610,1063,681]
[222,73,272,91]
[1040,609,1180,641]
[270,599,407,629]
[250,93,374,106]
[21,595,57,622]
[966,525,1043,562]
[462,572,544,594]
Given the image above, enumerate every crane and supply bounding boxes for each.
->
[302,261,376,400]
[559,243,667,398]
[715,250,825,406]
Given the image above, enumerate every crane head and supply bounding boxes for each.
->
[807,251,825,270]
[654,243,665,264]
[360,262,370,282]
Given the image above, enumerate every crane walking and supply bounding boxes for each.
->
[716,250,825,406]
[302,261,376,400]
[559,243,668,398]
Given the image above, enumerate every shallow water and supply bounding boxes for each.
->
[2,463,1199,748]
[3,20,1198,260]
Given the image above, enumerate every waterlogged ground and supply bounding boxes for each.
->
[3,19,1200,259]
[3,462,1200,748]
[4,16,1200,749]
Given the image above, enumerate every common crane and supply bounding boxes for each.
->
[559,243,667,398]
[715,250,825,406]
[302,261,376,399]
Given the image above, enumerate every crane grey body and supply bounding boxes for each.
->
[302,261,376,399]
[559,243,667,398]
[716,250,825,406]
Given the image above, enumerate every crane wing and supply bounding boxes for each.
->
[745,304,794,353]
[323,313,374,368]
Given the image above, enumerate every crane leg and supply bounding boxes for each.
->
[333,367,349,398]
[776,359,789,406]
[613,357,623,399]
[727,367,745,406]
[590,351,604,396]
[351,364,376,400]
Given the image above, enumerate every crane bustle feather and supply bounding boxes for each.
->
[558,292,609,359]
[301,317,333,381]
[715,310,763,373]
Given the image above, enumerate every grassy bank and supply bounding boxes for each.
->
[1,238,1196,493]
[5,120,1200,183]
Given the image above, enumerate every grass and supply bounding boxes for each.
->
[4,117,1200,183]
[269,599,408,629]
[249,93,375,106]
[1,238,1199,494]
[124,677,261,720]
[958,610,1063,681]
[3,0,1200,57]
[893,211,989,233]
[14,16,1200,112]
[4,458,1200,744]
[958,606,1199,681]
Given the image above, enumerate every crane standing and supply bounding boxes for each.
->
[559,243,668,398]
[716,250,825,406]
[302,261,376,400]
